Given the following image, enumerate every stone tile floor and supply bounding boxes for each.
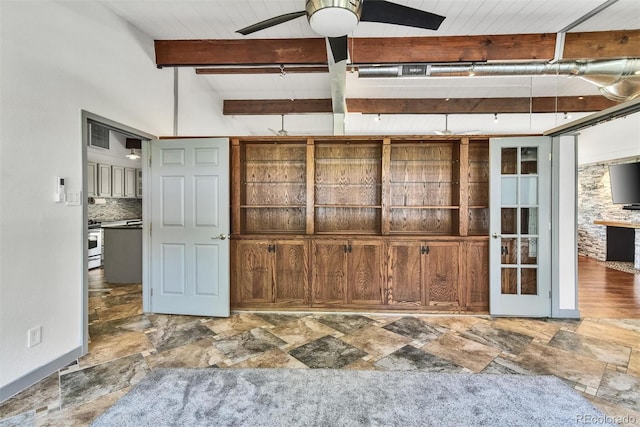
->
[1,270,639,426]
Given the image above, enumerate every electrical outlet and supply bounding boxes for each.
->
[28,326,42,347]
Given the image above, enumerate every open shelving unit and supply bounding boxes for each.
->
[231,136,491,313]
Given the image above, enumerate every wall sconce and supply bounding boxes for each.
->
[125,138,141,160]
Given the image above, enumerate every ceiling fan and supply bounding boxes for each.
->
[236,0,446,63]
[269,114,289,136]
[434,114,481,136]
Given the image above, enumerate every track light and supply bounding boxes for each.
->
[564,112,572,120]
[375,114,382,122]
[493,113,498,123]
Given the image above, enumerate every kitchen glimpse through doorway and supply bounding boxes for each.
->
[81,111,155,355]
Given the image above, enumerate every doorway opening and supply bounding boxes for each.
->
[81,110,155,354]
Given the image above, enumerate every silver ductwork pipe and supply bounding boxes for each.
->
[358,58,640,102]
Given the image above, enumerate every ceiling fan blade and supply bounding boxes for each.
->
[328,36,348,63]
[236,11,306,35]
[361,0,445,31]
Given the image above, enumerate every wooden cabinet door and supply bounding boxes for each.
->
[464,241,489,310]
[311,240,348,306]
[274,240,308,305]
[347,241,384,306]
[423,242,461,307]
[387,241,423,307]
[235,240,273,304]
[112,166,125,197]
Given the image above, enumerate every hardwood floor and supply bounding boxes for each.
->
[578,256,640,318]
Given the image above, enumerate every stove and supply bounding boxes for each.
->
[88,219,102,229]
[88,220,103,269]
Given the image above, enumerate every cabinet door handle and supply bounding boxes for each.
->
[344,245,349,253]
[348,245,352,253]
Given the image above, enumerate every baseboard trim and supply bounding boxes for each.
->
[553,308,581,319]
[0,346,83,403]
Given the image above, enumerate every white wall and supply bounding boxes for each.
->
[577,111,640,165]
[0,1,182,391]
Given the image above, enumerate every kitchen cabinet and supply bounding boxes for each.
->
[97,163,112,197]
[103,225,142,283]
[112,166,125,197]
[232,239,308,308]
[87,161,97,197]
[136,169,143,198]
[124,167,137,198]
[311,239,384,308]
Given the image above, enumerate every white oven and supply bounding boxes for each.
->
[88,228,103,269]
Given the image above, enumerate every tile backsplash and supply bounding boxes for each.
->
[89,198,142,222]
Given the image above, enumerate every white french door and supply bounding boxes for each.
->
[148,138,230,317]
[489,136,551,317]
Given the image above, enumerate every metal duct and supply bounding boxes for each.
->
[358,58,640,102]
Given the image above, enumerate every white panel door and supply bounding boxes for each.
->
[149,138,229,317]
[489,136,551,317]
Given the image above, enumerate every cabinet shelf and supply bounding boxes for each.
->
[391,159,457,164]
[244,181,305,185]
[241,205,306,209]
[315,204,382,209]
[315,183,382,187]
[390,206,459,209]
[390,181,457,185]
[315,158,380,163]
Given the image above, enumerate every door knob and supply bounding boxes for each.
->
[492,233,502,239]
[212,234,229,240]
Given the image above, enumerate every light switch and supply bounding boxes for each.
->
[65,191,82,206]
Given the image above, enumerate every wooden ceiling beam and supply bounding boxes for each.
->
[564,30,640,59]
[351,34,556,63]
[155,38,328,67]
[196,66,329,75]
[223,96,616,115]
[155,30,640,67]
[223,99,333,115]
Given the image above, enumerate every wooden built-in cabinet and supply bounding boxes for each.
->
[230,136,490,313]
[387,241,461,308]
[311,239,384,308]
[232,239,308,308]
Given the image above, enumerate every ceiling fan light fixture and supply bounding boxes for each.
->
[306,0,362,37]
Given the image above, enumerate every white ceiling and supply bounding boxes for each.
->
[97,0,640,135]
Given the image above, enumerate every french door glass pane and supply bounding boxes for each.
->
[520,177,538,205]
[501,148,517,174]
[521,208,538,234]
[521,268,538,295]
[501,268,517,294]
[501,177,518,205]
[501,208,517,234]
[501,238,517,264]
[521,238,538,264]
[521,147,538,174]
